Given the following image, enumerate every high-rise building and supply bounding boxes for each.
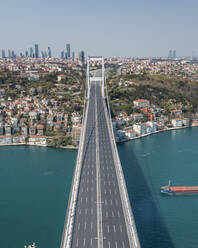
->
[72,51,75,61]
[168,50,172,59]
[35,44,39,58]
[8,50,11,58]
[11,50,16,58]
[66,44,71,58]
[1,50,6,58]
[30,47,33,58]
[25,50,28,57]
[48,47,52,58]
[79,50,85,65]
[61,51,65,59]
[173,50,176,59]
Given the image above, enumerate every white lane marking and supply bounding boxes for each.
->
[84,222,87,230]
[108,241,111,248]
[83,238,86,247]
[91,222,93,230]
[106,211,108,217]
[122,241,125,248]
[91,208,93,215]
[115,241,118,248]
[78,222,80,230]
[113,225,116,232]
[85,209,87,215]
[118,211,120,218]
[107,225,109,233]
[79,209,81,215]
[112,211,114,217]
[105,199,107,205]
[76,239,79,247]
[120,224,123,232]
[90,238,93,246]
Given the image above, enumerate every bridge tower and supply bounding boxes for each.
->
[87,56,105,99]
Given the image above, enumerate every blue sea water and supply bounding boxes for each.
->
[0,128,198,247]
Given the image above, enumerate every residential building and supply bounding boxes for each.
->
[125,129,136,139]
[171,118,183,127]
[133,123,147,135]
[133,99,150,108]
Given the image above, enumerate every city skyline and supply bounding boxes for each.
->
[0,0,198,57]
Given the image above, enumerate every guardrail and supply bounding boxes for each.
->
[60,92,89,248]
[104,88,141,248]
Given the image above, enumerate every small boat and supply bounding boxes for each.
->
[160,181,198,195]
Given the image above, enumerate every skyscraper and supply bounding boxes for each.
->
[8,50,11,58]
[66,44,71,59]
[173,50,176,59]
[30,47,33,58]
[35,44,39,58]
[72,51,75,61]
[48,47,52,58]
[168,50,172,59]
[1,50,6,58]
[79,50,85,65]
[61,51,65,59]
[25,50,28,57]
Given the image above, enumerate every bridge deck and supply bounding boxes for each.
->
[67,81,138,248]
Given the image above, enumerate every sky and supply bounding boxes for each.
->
[0,0,198,57]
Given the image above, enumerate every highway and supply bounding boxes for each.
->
[70,81,135,247]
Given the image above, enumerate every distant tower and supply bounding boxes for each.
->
[11,50,15,58]
[48,47,52,58]
[8,50,11,58]
[61,51,65,59]
[1,50,6,58]
[30,47,33,58]
[66,44,71,59]
[173,50,176,59]
[72,51,75,61]
[25,50,28,57]
[35,44,39,58]
[168,50,172,59]
[79,50,85,65]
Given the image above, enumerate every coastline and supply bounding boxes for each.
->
[118,125,198,143]
[0,143,78,150]
[0,126,197,149]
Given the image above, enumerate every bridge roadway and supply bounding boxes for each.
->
[69,81,137,248]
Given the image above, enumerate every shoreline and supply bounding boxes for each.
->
[0,126,197,149]
[118,125,198,143]
[0,143,78,150]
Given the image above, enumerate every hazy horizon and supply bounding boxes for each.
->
[0,0,198,57]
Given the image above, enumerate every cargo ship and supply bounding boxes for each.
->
[160,181,198,195]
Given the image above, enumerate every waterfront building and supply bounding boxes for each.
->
[66,44,71,58]
[0,136,12,145]
[133,123,147,135]
[125,129,136,138]
[171,118,183,127]
[35,44,39,58]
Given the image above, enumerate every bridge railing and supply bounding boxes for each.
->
[104,87,141,248]
[60,88,89,248]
